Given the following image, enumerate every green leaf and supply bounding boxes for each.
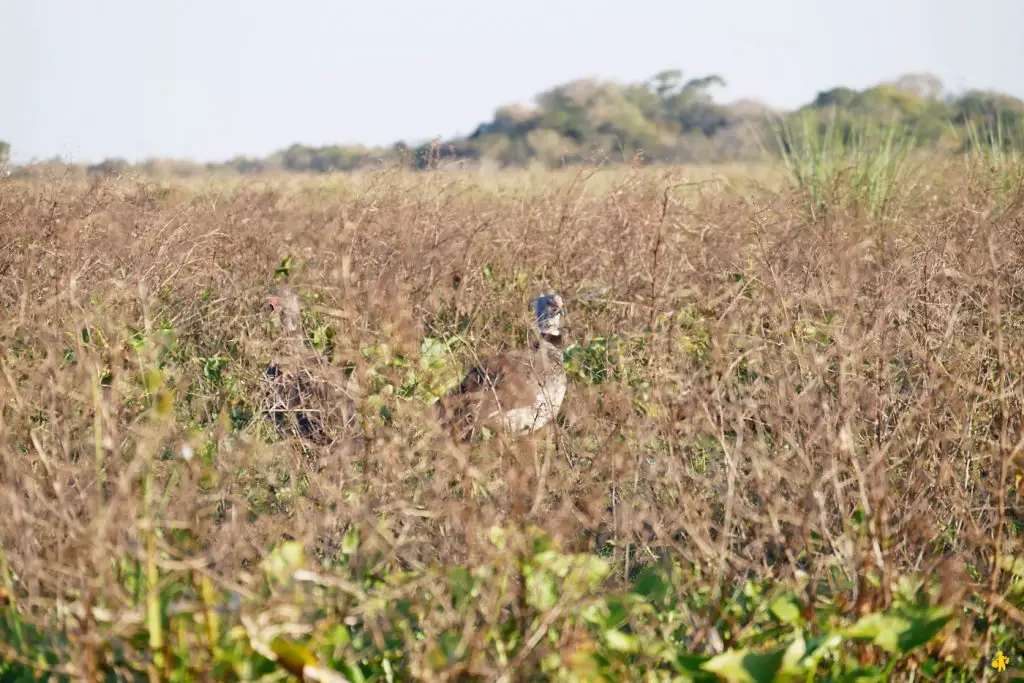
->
[999,554,1024,578]
[802,631,844,668]
[599,597,631,631]
[603,629,640,653]
[126,326,146,349]
[449,566,474,609]
[269,637,317,677]
[263,540,305,582]
[769,593,804,626]
[427,630,465,669]
[672,652,714,675]
[420,336,446,362]
[836,666,888,682]
[541,551,610,591]
[274,255,292,279]
[530,528,558,556]
[487,526,508,550]
[438,630,464,662]
[631,565,669,605]
[779,634,807,675]
[326,624,351,649]
[702,646,787,683]
[341,526,359,555]
[700,647,786,683]
[851,507,865,526]
[143,368,163,394]
[525,569,558,612]
[843,605,953,654]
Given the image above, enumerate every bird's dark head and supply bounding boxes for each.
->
[532,292,565,342]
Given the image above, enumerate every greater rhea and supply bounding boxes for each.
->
[260,285,360,446]
[437,292,567,442]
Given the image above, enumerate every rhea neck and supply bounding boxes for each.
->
[536,330,564,348]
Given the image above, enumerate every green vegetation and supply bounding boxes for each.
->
[7,70,1024,178]
[0,524,972,681]
[1,103,1024,680]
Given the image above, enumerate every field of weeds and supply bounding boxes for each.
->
[1,151,1023,681]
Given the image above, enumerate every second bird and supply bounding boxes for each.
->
[438,292,568,442]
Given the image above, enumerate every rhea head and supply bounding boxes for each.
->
[263,286,301,334]
[532,292,565,344]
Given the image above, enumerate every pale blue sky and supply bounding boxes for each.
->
[2,0,1022,164]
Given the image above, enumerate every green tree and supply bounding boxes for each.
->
[660,73,729,136]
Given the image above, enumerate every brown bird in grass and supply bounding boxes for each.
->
[260,285,360,446]
[437,292,568,442]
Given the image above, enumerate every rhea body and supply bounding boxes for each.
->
[438,293,567,441]
[261,286,360,444]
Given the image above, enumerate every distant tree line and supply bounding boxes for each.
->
[6,70,1024,179]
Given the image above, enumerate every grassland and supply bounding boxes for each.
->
[1,145,1023,681]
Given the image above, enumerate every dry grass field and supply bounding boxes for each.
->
[1,148,1023,680]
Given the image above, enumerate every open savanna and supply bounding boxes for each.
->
[0,150,1022,681]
